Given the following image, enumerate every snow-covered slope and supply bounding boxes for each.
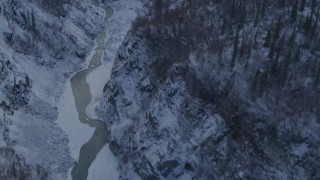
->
[99,0,320,179]
[0,0,106,178]
[99,27,229,180]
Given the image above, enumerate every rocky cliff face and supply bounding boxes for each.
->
[99,29,230,179]
[99,0,320,179]
[0,0,106,178]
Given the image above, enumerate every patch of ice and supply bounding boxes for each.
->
[56,81,94,160]
[86,61,113,119]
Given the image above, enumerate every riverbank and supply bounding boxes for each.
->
[57,0,142,179]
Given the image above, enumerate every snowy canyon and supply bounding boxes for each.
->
[1,0,320,180]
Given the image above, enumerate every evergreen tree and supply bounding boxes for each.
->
[240,36,245,58]
[261,0,267,17]
[154,0,164,20]
[246,40,252,60]
[303,14,313,32]
[31,10,36,34]
[278,0,286,9]
[268,40,276,60]
[300,0,306,11]
[283,50,292,71]
[25,75,31,88]
[289,29,296,46]
[264,30,271,47]
[254,3,261,27]
[271,52,280,75]
[294,46,300,62]
[291,0,298,22]
[231,27,240,67]
[316,65,320,87]
[311,0,317,11]
[239,0,247,27]
[253,32,259,49]
[259,68,269,94]
[251,68,260,93]
[271,34,285,73]
[221,18,227,35]
[276,34,285,54]
[311,10,319,36]
[274,19,282,40]
[281,50,292,83]
[230,0,236,19]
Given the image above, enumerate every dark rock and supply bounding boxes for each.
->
[139,77,153,92]
[158,160,179,177]
[75,51,86,60]
[3,33,13,44]
[109,140,121,156]
[184,162,193,171]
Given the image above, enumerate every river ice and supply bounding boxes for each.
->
[57,0,142,179]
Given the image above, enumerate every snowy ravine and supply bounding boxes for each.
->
[57,4,118,180]
[57,0,142,180]
[0,0,142,179]
[0,0,107,179]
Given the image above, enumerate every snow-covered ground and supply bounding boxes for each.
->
[87,145,119,180]
[101,0,143,63]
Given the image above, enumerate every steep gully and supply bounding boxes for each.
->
[58,5,115,180]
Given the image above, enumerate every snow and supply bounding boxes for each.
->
[103,0,142,63]
[88,0,142,118]
[291,143,309,158]
[56,81,95,161]
[16,54,59,105]
[0,15,10,33]
[0,109,5,147]
[86,61,113,119]
[157,105,177,129]
[139,77,152,89]
[5,93,72,175]
[178,173,192,180]
[87,144,119,180]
